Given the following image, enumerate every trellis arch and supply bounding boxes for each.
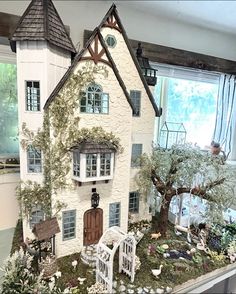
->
[96,226,136,293]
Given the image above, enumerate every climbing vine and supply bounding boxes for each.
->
[17,62,122,217]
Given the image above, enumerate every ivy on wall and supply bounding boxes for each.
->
[17,62,122,217]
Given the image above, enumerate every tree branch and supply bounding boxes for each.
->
[151,169,166,194]
[177,177,226,199]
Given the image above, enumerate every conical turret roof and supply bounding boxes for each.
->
[10,0,76,53]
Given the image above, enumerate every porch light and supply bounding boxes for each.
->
[136,42,157,86]
[91,191,100,208]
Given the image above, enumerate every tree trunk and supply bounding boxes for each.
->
[156,195,172,237]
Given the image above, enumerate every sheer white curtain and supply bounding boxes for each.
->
[213,74,236,160]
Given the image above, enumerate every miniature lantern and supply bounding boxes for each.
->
[136,42,157,86]
[159,122,186,149]
[91,191,100,208]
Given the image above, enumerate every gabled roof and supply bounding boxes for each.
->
[10,0,76,53]
[98,4,161,117]
[44,27,135,114]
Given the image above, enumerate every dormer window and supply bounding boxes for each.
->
[80,83,109,114]
[72,142,115,182]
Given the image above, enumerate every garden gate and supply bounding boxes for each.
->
[96,226,136,293]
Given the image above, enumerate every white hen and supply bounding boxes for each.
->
[151,264,163,278]
[77,277,86,285]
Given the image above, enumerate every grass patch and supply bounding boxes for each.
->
[9,218,231,291]
[56,253,95,291]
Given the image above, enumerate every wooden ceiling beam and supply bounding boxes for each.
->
[84,29,236,74]
[0,12,20,38]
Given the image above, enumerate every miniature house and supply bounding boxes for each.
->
[10,0,161,257]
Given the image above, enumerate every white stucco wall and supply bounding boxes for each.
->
[0,173,20,230]
[15,40,71,241]
[100,26,155,222]
[17,41,71,182]
[1,1,236,61]
[49,57,133,257]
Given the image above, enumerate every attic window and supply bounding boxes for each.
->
[105,35,117,48]
[72,143,115,183]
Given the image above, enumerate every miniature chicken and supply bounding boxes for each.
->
[77,277,86,285]
[151,264,163,278]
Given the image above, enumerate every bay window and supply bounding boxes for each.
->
[72,143,115,182]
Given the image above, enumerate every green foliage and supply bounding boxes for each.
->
[1,248,61,294]
[0,63,18,154]
[137,143,235,226]
[16,181,51,216]
[18,62,121,218]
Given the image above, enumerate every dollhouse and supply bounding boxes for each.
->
[10,0,161,257]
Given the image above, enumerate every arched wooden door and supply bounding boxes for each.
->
[83,208,103,246]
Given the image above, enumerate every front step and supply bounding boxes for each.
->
[81,244,97,267]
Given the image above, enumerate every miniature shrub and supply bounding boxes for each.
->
[1,248,61,294]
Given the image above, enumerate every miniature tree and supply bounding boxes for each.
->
[137,144,235,237]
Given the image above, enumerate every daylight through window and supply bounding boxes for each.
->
[152,63,220,148]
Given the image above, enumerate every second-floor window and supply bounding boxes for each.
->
[26,81,40,111]
[129,191,139,213]
[80,83,109,114]
[130,90,141,116]
[27,145,42,173]
[72,147,114,182]
[131,144,142,167]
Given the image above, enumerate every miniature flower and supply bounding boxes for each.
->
[55,271,61,278]
[72,259,78,270]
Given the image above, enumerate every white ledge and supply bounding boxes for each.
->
[173,262,236,293]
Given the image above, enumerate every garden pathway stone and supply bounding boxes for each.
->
[119,284,126,292]
[137,287,143,293]
[155,288,164,294]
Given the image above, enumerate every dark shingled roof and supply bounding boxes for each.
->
[32,217,60,241]
[10,0,76,53]
[98,4,161,117]
[71,142,116,153]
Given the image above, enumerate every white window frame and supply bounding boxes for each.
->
[72,152,114,182]
[25,80,40,111]
[150,62,220,147]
